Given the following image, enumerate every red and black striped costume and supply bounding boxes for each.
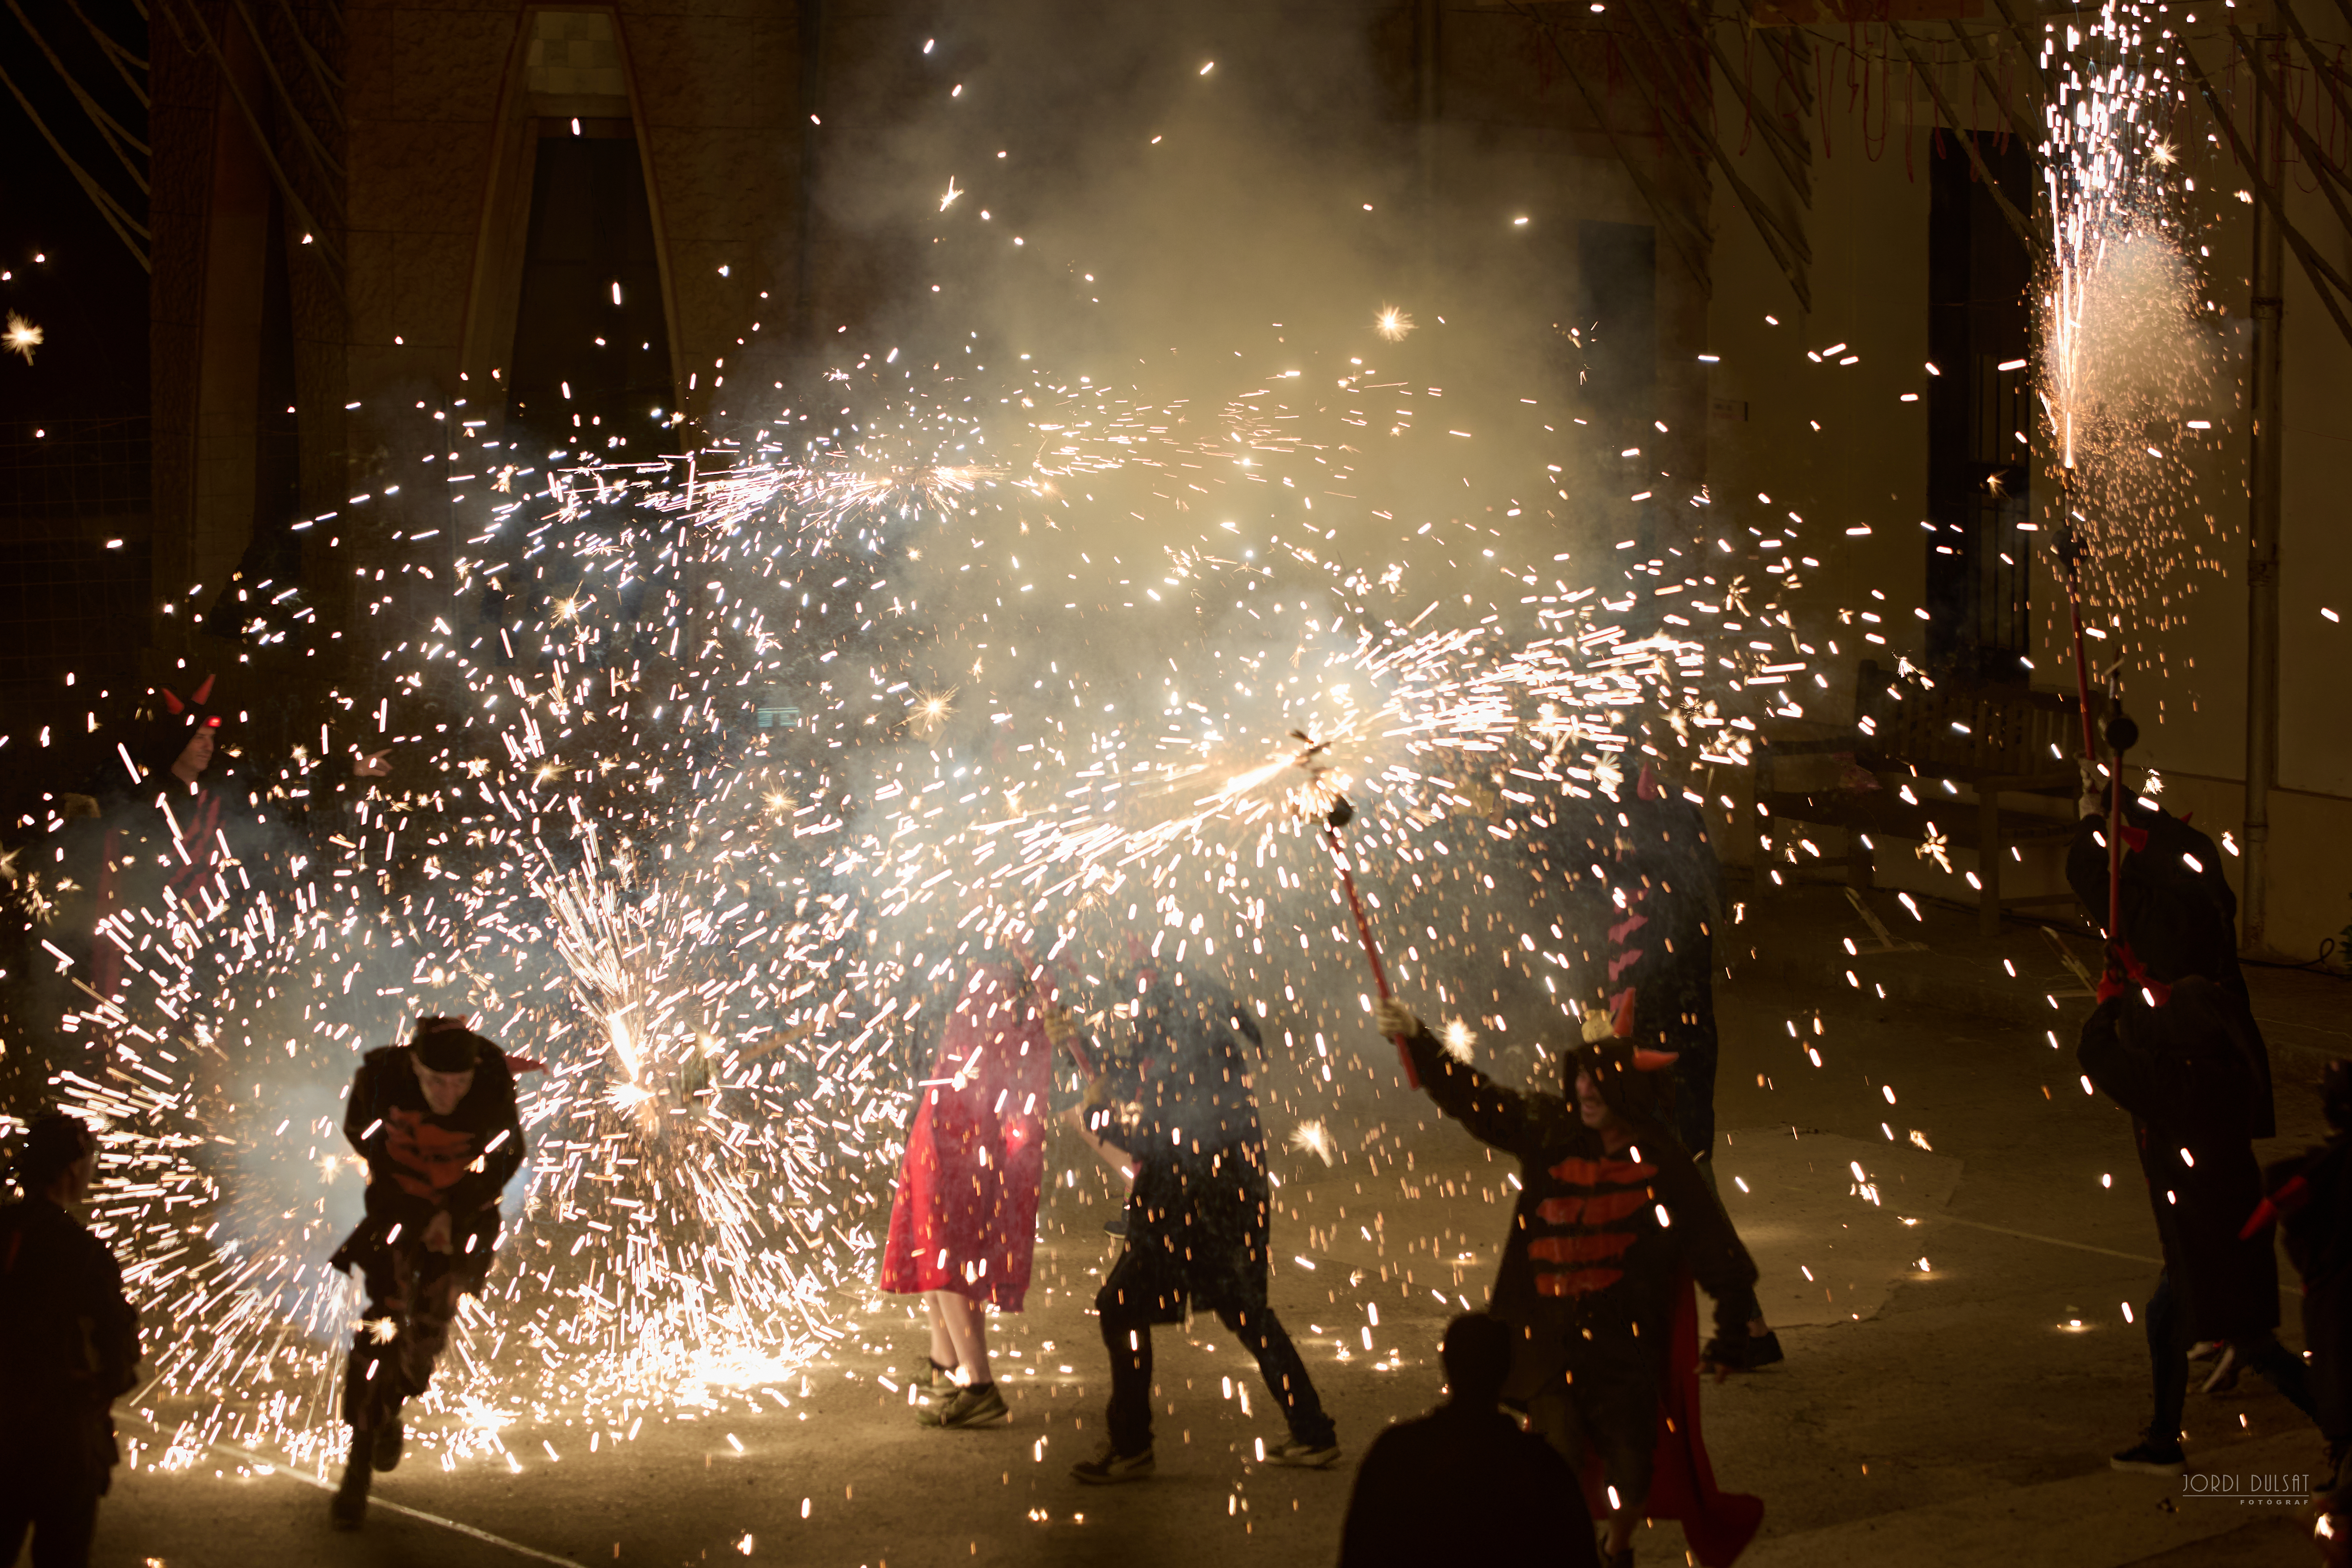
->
[1402,1019,1765,1565]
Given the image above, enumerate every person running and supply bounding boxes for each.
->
[2082,973,2315,1473]
[327,1017,526,1528]
[1376,997,1765,1568]
[1067,960,1338,1483]
[877,956,1067,1429]
[0,1113,141,1568]
[1338,1311,1599,1568]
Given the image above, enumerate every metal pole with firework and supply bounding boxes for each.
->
[1291,732,1419,1089]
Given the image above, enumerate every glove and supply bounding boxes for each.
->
[1373,998,1420,1041]
[2078,759,2106,820]
[1042,1009,1074,1048]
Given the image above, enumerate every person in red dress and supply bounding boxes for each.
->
[878,957,1070,1429]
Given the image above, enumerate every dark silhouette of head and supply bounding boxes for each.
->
[13,1111,96,1198]
[1439,1311,1513,1407]
[2326,1059,2352,1135]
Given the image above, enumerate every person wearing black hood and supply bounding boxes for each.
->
[0,1112,140,1568]
[2246,1061,2352,1540]
[1597,763,1728,1175]
[1065,960,1338,1484]
[1376,996,1767,1568]
[2069,782,2311,1472]
[326,1017,526,1528]
[63,674,388,1004]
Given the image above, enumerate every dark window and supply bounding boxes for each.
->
[504,126,674,455]
[1576,220,1658,420]
[1925,134,2034,681]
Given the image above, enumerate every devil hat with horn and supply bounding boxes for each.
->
[131,672,225,779]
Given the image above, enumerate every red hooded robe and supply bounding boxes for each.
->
[877,963,1057,1310]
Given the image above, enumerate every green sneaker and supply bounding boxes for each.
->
[918,1382,1009,1429]
[900,1361,954,1400]
[1070,1444,1156,1484]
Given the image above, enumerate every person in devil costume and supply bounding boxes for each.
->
[877,956,1071,1429]
[326,1017,525,1529]
[1376,995,1766,1568]
[2244,1060,2352,1543]
[62,674,388,1006]
[1065,958,1339,1484]
[2067,781,2310,1472]
[1589,766,1783,1384]
[2079,967,2314,1475]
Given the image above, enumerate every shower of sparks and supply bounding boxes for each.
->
[2037,4,2222,666]
[1439,1017,1477,1063]
[20,290,1821,1476]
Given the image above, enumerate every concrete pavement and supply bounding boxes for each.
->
[50,945,2348,1568]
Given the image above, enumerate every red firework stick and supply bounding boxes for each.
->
[1288,730,1417,1088]
[1323,805,1419,1089]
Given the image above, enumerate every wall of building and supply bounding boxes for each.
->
[1704,19,2352,961]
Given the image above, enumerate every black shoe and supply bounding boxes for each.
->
[1264,1436,1341,1468]
[2110,1437,2186,1475]
[1103,1216,1128,1239]
[330,1456,371,1529]
[370,1419,404,1473]
[1736,1330,1785,1370]
[1070,1444,1155,1484]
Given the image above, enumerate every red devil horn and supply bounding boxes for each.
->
[191,674,216,705]
[1631,1047,1682,1073]
[1611,994,1637,1038]
[161,688,184,714]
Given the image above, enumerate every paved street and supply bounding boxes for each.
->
[61,957,2337,1568]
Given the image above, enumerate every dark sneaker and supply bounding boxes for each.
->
[1707,1331,1785,1371]
[329,1458,371,1529]
[1264,1436,1342,1468]
[918,1383,1009,1429]
[900,1362,953,1400]
[370,1419,404,1473]
[2111,1438,2187,1475]
[1070,1444,1155,1484]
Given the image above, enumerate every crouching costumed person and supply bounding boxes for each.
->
[327,1017,525,1528]
[1377,996,1766,1568]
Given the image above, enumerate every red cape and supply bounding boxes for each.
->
[877,963,1056,1310]
[1579,1273,1765,1568]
